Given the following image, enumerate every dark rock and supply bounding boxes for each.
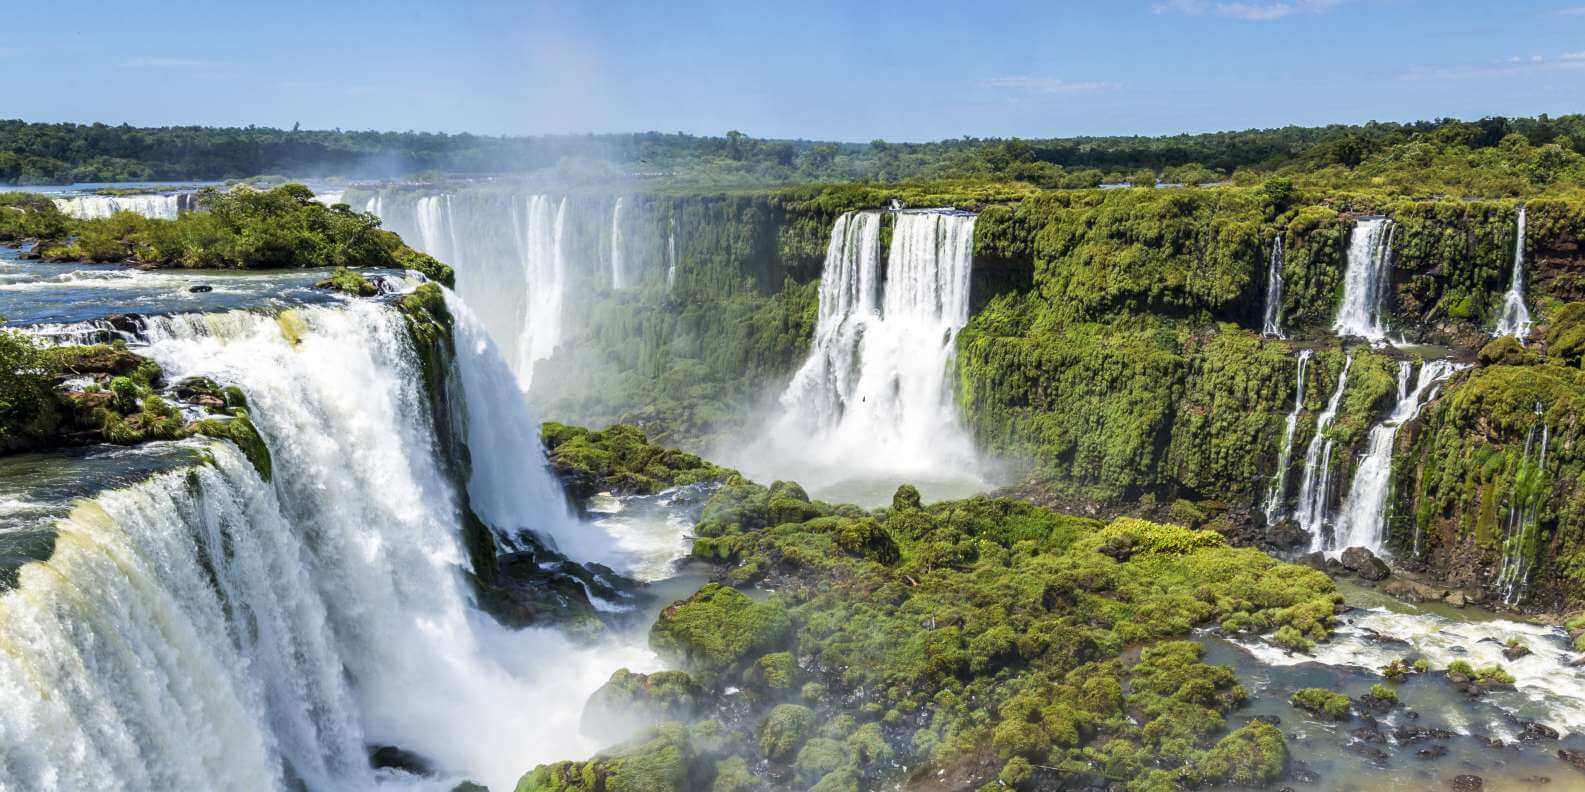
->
[58,346,144,376]
[105,313,144,335]
[1267,518,1309,549]
[1250,714,1281,726]
[1504,643,1532,661]
[1297,551,1329,571]
[1477,736,1505,750]
[1341,546,1391,581]
[1359,627,1411,648]
[1352,719,1386,743]
[1518,720,1560,741]
[1449,775,1483,792]
[368,745,433,776]
[1289,762,1321,784]
[1346,741,1389,762]
[1394,725,1456,743]
[1563,748,1585,773]
[1519,777,1552,786]
[1416,745,1449,760]
[188,284,213,293]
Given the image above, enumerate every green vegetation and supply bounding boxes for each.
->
[7,114,1585,195]
[542,422,733,499]
[522,447,1340,791]
[1289,688,1351,720]
[2,184,453,286]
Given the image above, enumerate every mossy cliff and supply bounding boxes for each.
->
[1391,310,1585,610]
[517,462,1334,791]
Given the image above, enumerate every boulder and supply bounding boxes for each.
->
[1561,748,1585,773]
[1449,775,1483,792]
[1340,546,1391,581]
[1384,578,1442,603]
[1445,590,1468,608]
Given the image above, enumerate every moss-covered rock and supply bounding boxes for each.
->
[1290,687,1352,720]
[649,584,792,680]
[543,422,732,501]
[758,703,816,762]
[581,669,708,744]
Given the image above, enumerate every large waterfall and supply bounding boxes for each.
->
[1333,217,1393,342]
[1263,349,1311,524]
[1294,356,1351,544]
[0,302,653,791]
[1326,359,1461,555]
[1494,205,1533,340]
[1260,235,1285,338]
[757,209,982,499]
[52,193,187,220]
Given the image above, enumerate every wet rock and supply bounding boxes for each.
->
[188,284,213,293]
[1477,736,1506,750]
[1568,655,1585,668]
[1394,725,1456,743]
[1267,519,1309,550]
[57,346,144,376]
[1518,720,1560,741]
[1563,748,1585,773]
[1445,590,1468,608]
[1297,551,1328,571]
[1504,643,1532,661]
[1341,546,1391,581]
[1518,776,1552,786]
[105,313,143,335]
[1346,741,1389,762]
[1249,714,1281,726]
[1351,718,1387,743]
[1289,761,1321,784]
[1449,775,1483,791]
[1384,578,1442,603]
[1416,745,1449,760]
[1358,627,1411,648]
[368,745,434,776]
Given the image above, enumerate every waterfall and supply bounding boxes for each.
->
[1328,359,1461,556]
[764,210,982,495]
[1295,355,1352,546]
[1495,407,1549,604]
[312,190,346,207]
[1263,349,1312,524]
[1494,205,1533,340]
[52,193,185,220]
[1261,235,1285,338]
[666,220,677,290]
[366,191,571,389]
[1333,217,1394,342]
[0,302,654,791]
[609,197,626,290]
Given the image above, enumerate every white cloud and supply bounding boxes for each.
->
[1152,0,1343,20]
[980,76,1121,95]
[1550,5,1585,15]
[1400,51,1585,81]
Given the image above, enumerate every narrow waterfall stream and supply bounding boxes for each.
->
[1264,348,1311,524]
[1334,217,1394,343]
[1494,205,1533,340]
[751,209,985,502]
[1296,356,1352,545]
[1261,234,1286,337]
[1328,359,1462,556]
[1495,408,1550,605]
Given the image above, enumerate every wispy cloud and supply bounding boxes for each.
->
[1400,51,1585,81]
[1549,5,1585,15]
[121,56,225,70]
[1152,0,1343,20]
[980,76,1121,95]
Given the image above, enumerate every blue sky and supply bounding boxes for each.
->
[9,1,1585,142]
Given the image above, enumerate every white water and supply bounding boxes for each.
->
[1263,349,1312,524]
[666,221,677,290]
[367,191,573,389]
[1295,356,1351,545]
[1493,205,1533,340]
[1333,218,1394,342]
[609,197,626,290]
[1327,359,1461,556]
[51,193,185,220]
[1261,235,1285,337]
[313,190,347,207]
[755,210,983,498]
[1238,606,1585,738]
[0,302,658,791]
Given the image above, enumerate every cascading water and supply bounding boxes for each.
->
[609,197,626,290]
[1327,358,1461,556]
[1333,217,1394,342]
[367,191,572,389]
[1261,235,1285,338]
[52,193,186,220]
[761,209,983,498]
[1295,356,1351,545]
[666,220,677,290]
[1494,205,1533,340]
[1495,406,1550,605]
[0,302,654,791]
[1263,349,1311,524]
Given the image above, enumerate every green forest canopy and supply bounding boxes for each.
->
[4,114,1584,197]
